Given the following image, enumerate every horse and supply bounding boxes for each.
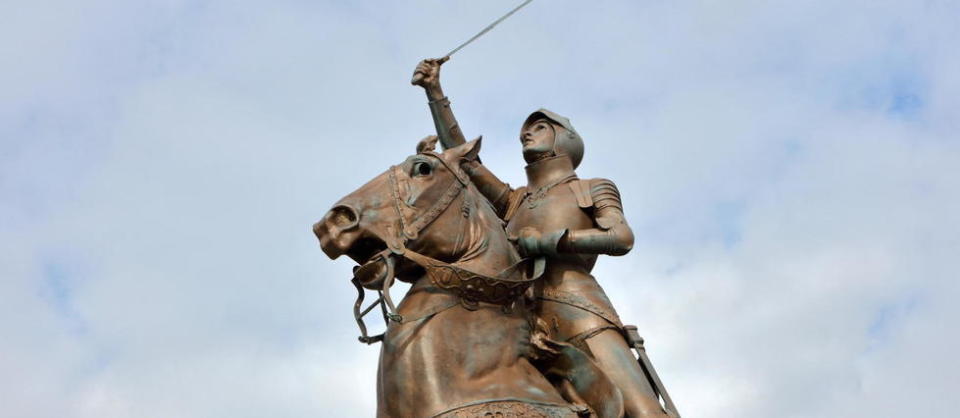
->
[314,137,623,417]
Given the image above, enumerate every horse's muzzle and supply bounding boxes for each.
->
[314,204,361,259]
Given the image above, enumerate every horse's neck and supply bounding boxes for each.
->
[449,190,519,278]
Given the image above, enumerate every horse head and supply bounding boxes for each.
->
[314,137,514,287]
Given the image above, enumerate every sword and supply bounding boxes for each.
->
[412,0,534,84]
[624,325,682,418]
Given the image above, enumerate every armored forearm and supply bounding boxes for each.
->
[425,88,467,150]
[559,221,634,256]
[413,58,466,149]
[462,160,514,217]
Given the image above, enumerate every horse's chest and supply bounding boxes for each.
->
[506,184,593,237]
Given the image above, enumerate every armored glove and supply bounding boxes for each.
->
[516,227,568,257]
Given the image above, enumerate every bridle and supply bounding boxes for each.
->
[350,151,543,344]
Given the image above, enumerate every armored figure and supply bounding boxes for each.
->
[413,58,670,417]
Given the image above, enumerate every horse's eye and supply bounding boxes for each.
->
[413,161,432,177]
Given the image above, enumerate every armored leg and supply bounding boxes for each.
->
[584,329,668,418]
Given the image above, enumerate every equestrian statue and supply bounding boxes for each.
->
[312,4,678,416]
[311,56,679,417]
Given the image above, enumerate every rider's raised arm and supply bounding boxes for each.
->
[412,58,467,150]
[559,178,635,256]
[413,59,516,216]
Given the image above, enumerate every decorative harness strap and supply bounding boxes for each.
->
[402,248,542,309]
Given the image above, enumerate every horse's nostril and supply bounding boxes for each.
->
[328,204,360,229]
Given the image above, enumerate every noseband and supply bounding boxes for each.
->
[350,151,543,344]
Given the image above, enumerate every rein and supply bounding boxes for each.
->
[350,152,543,345]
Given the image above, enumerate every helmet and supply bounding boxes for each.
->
[522,108,584,169]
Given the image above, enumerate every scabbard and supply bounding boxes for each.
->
[624,325,681,418]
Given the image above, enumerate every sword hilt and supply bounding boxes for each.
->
[624,325,645,350]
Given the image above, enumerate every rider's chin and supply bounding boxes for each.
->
[523,147,552,163]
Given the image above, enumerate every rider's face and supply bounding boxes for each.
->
[520,119,556,162]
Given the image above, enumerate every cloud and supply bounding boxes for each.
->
[1,1,958,417]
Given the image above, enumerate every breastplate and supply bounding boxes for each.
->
[506,181,598,271]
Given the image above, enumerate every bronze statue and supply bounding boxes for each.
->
[410,58,677,418]
[312,41,679,415]
[315,139,625,417]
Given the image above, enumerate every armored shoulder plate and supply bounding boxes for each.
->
[589,178,623,211]
[588,178,625,230]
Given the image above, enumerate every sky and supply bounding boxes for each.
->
[1,0,958,417]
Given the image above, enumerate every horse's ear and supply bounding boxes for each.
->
[416,135,439,153]
[449,136,482,162]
